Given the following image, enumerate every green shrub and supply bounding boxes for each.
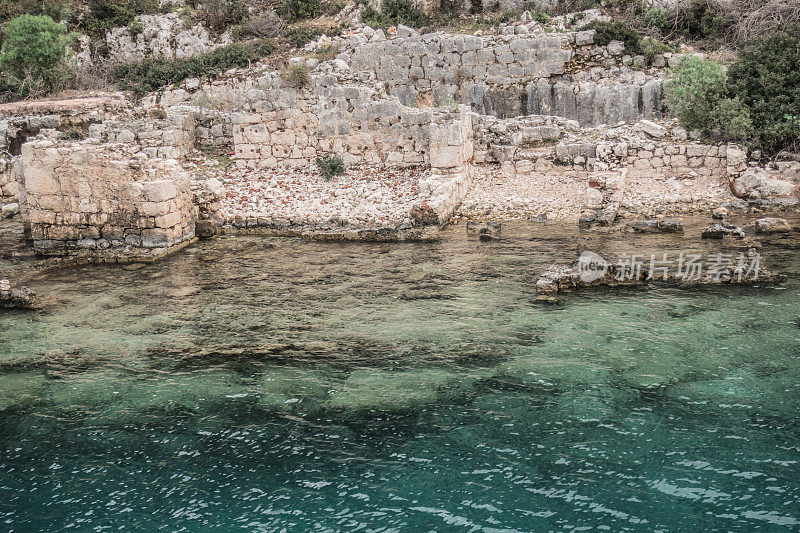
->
[712,96,753,144]
[312,44,339,61]
[280,63,310,88]
[195,0,248,33]
[0,14,76,96]
[588,20,642,53]
[639,36,675,61]
[285,26,325,47]
[128,20,144,38]
[727,26,800,152]
[0,0,76,25]
[527,8,550,23]
[280,0,321,22]
[664,55,726,137]
[361,0,430,29]
[85,0,160,37]
[680,0,726,39]
[245,37,277,57]
[115,43,255,95]
[316,154,345,180]
[324,0,346,15]
[642,7,668,31]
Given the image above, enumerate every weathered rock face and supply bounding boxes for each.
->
[19,138,196,258]
[628,219,683,233]
[192,177,226,237]
[0,279,36,309]
[754,217,792,234]
[701,223,745,239]
[730,167,799,207]
[103,13,230,64]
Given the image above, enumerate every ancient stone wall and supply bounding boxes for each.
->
[0,96,128,203]
[341,29,664,125]
[18,137,196,258]
[230,68,470,170]
[417,105,474,223]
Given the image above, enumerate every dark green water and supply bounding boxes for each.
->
[1,221,799,531]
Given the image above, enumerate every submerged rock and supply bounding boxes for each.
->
[711,207,728,220]
[466,220,501,240]
[535,249,785,298]
[754,217,792,234]
[0,281,36,309]
[195,219,218,238]
[628,219,683,233]
[701,223,745,239]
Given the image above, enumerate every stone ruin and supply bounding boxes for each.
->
[0,20,797,260]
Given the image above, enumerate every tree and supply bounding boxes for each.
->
[727,26,800,153]
[0,14,75,96]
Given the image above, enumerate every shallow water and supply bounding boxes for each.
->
[1,220,800,531]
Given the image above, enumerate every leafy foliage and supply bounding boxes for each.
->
[279,0,321,22]
[284,25,342,47]
[588,20,642,53]
[664,55,753,143]
[0,15,76,96]
[361,0,430,29]
[194,0,248,33]
[680,0,727,39]
[115,43,258,95]
[727,26,800,152]
[244,37,277,57]
[641,7,669,31]
[280,63,310,88]
[85,0,161,37]
[639,36,675,61]
[316,154,345,180]
[664,55,727,136]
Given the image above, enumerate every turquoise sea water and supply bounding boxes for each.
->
[1,221,799,531]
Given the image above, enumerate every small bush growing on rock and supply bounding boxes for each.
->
[639,36,675,61]
[127,20,144,38]
[587,20,642,53]
[196,0,248,33]
[664,55,726,135]
[642,7,669,31]
[316,154,345,180]
[324,0,346,15]
[727,25,800,152]
[678,0,727,39]
[0,14,76,96]
[665,55,753,142]
[312,44,339,61]
[85,0,161,37]
[280,0,321,22]
[115,43,255,95]
[280,63,310,88]
[285,26,323,47]
[245,38,277,57]
[361,0,430,29]
[232,12,284,39]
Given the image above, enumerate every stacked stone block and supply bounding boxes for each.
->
[416,105,474,224]
[232,89,435,169]
[19,138,195,258]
